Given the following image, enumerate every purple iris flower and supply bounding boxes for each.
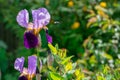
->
[14,56,37,79]
[16,8,51,49]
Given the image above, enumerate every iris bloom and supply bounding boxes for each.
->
[16,8,51,49]
[14,56,37,80]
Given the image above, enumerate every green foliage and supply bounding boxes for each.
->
[0,0,120,80]
[0,48,8,72]
[39,44,120,79]
[49,72,64,80]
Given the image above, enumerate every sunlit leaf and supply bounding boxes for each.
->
[49,72,64,80]
[102,53,113,60]
[89,55,97,64]
[48,43,57,54]
[102,24,109,30]
[61,56,73,64]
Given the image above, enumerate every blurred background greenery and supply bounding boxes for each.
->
[0,0,120,80]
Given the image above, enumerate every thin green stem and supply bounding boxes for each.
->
[36,46,40,73]
[36,34,42,73]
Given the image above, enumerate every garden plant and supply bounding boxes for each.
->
[0,0,120,80]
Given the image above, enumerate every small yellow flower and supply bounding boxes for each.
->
[75,69,80,76]
[68,0,74,7]
[74,69,84,80]
[71,22,80,29]
[65,62,72,71]
[45,0,49,6]
[100,2,107,8]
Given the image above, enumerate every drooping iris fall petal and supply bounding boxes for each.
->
[46,33,52,44]
[28,55,37,75]
[18,76,28,80]
[16,9,29,28]
[45,29,52,43]
[14,57,25,73]
[32,8,51,29]
[24,31,39,49]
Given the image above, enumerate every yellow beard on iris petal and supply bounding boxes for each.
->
[27,74,35,80]
[27,22,41,36]
[20,69,35,80]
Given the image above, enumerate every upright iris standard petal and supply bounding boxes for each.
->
[32,10,38,29]
[38,8,51,26]
[16,9,29,28]
[32,8,51,29]
[28,56,37,75]
[24,31,39,49]
[14,57,25,73]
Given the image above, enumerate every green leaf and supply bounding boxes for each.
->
[48,44,57,54]
[49,72,64,80]
[102,53,113,60]
[61,56,73,64]
[0,40,7,49]
[85,14,95,19]
[0,48,8,72]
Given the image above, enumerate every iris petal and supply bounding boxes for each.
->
[32,8,50,29]
[14,57,25,73]
[46,33,52,44]
[32,10,38,29]
[16,9,29,28]
[28,55,37,75]
[24,31,39,49]
[18,76,28,80]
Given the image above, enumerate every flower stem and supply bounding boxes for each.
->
[36,34,41,73]
[36,46,40,73]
